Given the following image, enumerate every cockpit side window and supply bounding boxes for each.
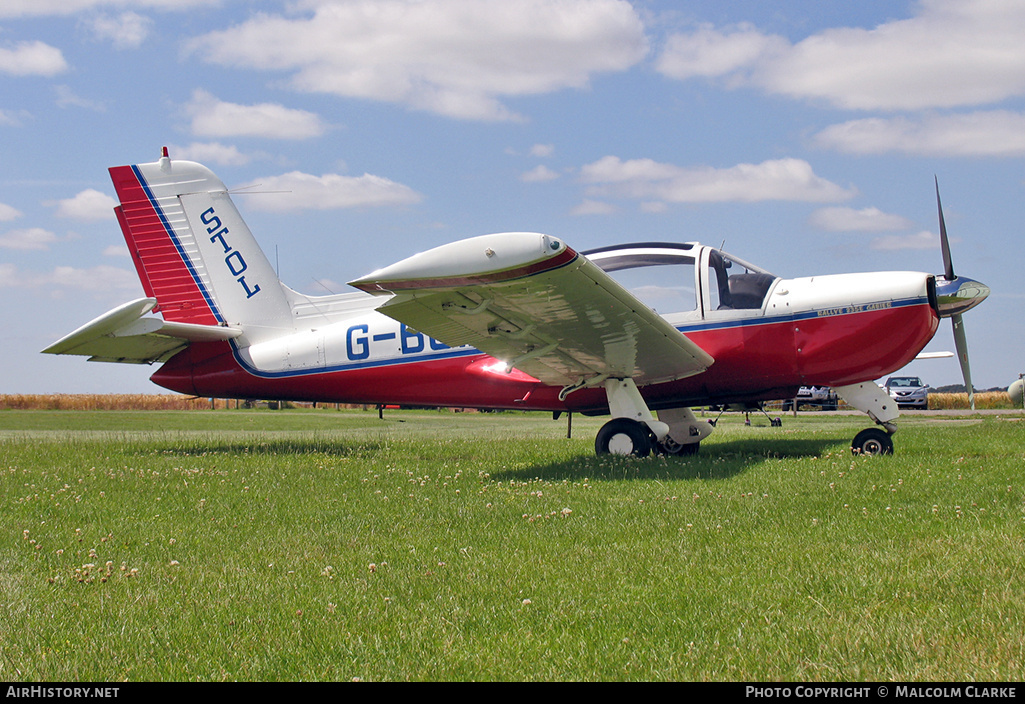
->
[703,249,776,313]
[727,272,776,309]
[585,244,775,319]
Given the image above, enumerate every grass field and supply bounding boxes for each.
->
[2,406,1024,681]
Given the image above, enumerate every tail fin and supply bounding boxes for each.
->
[110,150,292,342]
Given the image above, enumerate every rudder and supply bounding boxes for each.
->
[110,150,292,342]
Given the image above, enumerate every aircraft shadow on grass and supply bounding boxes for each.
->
[490,436,841,483]
[139,433,838,483]
[140,438,388,458]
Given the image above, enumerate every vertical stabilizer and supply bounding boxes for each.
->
[109,153,292,343]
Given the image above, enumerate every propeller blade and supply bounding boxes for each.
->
[936,177,955,281]
[951,312,975,411]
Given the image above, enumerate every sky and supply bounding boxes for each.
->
[2,0,1022,395]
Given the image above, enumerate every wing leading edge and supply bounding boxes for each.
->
[349,232,714,393]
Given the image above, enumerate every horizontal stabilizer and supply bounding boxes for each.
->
[42,297,241,364]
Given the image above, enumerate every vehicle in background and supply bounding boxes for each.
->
[782,386,839,411]
[884,376,929,409]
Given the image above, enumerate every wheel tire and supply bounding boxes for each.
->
[595,419,652,457]
[851,428,894,456]
[658,436,700,456]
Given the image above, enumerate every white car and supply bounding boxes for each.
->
[782,385,838,411]
[884,376,929,409]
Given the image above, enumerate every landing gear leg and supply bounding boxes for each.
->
[754,405,782,427]
[834,382,899,456]
[594,379,668,457]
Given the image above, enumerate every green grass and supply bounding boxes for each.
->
[2,408,1024,681]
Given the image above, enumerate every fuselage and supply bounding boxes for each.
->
[151,243,940,413]
[44,155,984,460]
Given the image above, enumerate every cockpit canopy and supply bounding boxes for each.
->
[583,242,777,318]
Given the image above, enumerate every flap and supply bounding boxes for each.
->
[349,233,714,390]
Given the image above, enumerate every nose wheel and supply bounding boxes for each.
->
[851,427,894,456]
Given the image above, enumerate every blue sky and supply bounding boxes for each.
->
[2,0,1022,394]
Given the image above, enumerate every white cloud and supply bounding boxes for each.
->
[0,227,59,250]
[640,201,667,213]
[84,12,153,50]
[870,231,940,251]
[52,189,117,221]
[814,111,1025,156]
[579,156,856,204]
[520,165,560,183]
[529,144,555,158]
[580,156,682,184]
[0,263,138,292]
[55,85,106,112]
[655,23,787,81]
[571,199,617,216]
[103,244,129,257]
[0,1,207,18]
[237,171,423,212]
[185,0,648,121]
[0,109,27,126]
[185,89,327,139]
[46,264,140,291]
[0,40,67,77]
[0,203,22,221]
[169,142,255,166]
[656,0,1025,111]
[809,206,914,233]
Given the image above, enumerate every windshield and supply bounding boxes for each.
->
[888,377,923,387]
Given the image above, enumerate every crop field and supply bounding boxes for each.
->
[2,406,1024,681]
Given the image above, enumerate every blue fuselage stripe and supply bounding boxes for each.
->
[223,294,930,380]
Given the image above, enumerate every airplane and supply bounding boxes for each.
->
[43,149,990,458]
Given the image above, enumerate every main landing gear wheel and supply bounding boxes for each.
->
[851,428,894,456]
[595,418,653,457]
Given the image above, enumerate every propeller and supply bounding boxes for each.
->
[933,178,990,410]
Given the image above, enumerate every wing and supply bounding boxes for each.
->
[42,297,242,364]
[349,233,713,393]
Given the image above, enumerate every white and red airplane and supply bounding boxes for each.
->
[44,150,989,457]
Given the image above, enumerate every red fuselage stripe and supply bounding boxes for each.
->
[152,301,938,411]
